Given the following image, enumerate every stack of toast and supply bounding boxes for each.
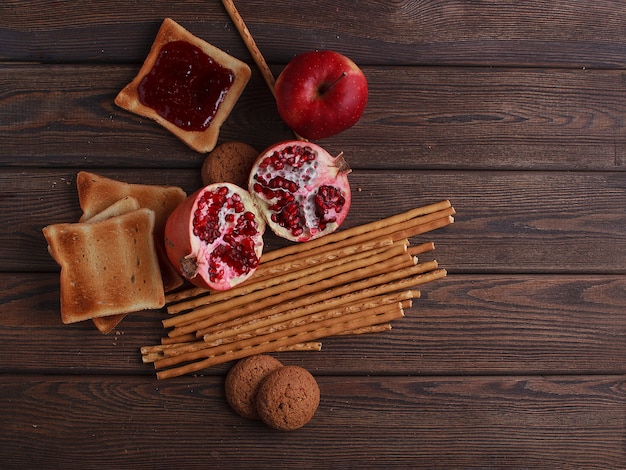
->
[43,172,187,333]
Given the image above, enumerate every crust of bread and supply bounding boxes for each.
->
[43,208,165,324]
[83,196,141,334]
[114,18,252,153]
[76,171,186,233]
[76,171,187,292]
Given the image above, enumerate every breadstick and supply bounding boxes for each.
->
[334,323,392,336]
[166,253,415,338]
[259,207,453,271]
[155,302,405,379]
[200,290,417,345]
[161,333,196,345]
[165,237,397,307]
[142,341,198,357]
[221,0,276,96]
[167,240,407,315]
[192,261,437,340]
[165,286,208,305]
[249,237,397,283]
[142,340,322,363]
[164,246,413,330]
[275,342,322,352]
[259,200,452,264]
[389,215,454,241]
[407,242,435,257]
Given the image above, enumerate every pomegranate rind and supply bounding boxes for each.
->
[164,183,265,290]
[248,140,351,242]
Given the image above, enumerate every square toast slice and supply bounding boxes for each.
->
[43,208,165,324]
[76,171,187,292]
[84,196,141,333]
[114,17,251,153]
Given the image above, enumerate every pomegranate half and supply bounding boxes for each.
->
[249,140,351,242]
[164,183,266,290]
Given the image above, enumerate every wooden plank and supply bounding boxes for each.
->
[2,64,625,170]
[2,1,626,68]
[0,374,624,468]
[2,273,625,376]
[2,169,624,273]
[1,1,622,466]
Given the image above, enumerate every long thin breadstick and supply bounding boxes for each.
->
[167,253,415,338]
[164,202,449,307]
[157,302,403,370]
[195,287,418,340]
[244,211,451,280]
[193,262,437,340]
[165,236,397,306]
[389,215,454,241]
[220,0,308,142]
[165,286,208,305]
[142,340,322,363]
[143,201,454,380]
[248,237,397,284]
[200,290,417,346]
[276,342,322,352]
[167,239,406,315]
[221,0,276,96]
[155,303,405,379]
[161,333,196,345]
[164,246,413,330]
[336,323,392,336]
[260,200,452,263]
[408,242,435,257]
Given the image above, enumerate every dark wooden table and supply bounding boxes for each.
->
[2,1,626,468]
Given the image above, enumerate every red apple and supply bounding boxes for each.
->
[274,50,368,140]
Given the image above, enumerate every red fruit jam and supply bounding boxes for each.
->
[138,40,235,131]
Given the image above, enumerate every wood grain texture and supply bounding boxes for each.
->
[2,65,626,170]
[2,1,626,67]
[0,375,624,469]
[1,273,625,376]
[1,0,626,466]
[3,169,624,273]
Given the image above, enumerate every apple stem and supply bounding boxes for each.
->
[319,72,348,95]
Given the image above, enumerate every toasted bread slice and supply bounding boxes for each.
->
[76,171,186,292]
[43,208,165,324]
[85,195,140,224]
[83,196,141,334]
[115,18,251,153]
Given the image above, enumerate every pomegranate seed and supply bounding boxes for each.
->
[248,141,350,242]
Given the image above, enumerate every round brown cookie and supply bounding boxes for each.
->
[225,355,283,420]
[255,365,320,431]
[201,141,259,188]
